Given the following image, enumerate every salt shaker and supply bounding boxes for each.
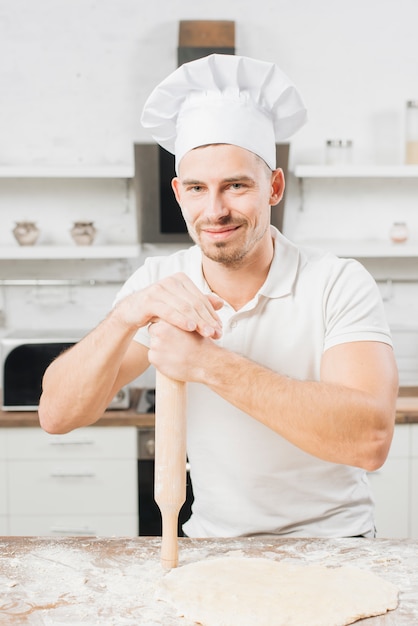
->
[405,101,418,164]
[325,140,353,165]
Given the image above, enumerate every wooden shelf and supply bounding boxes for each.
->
[0,245,141,260]
[294,165,418,178]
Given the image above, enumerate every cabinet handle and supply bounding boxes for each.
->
[50,471,96,478]
[50,526,96,535]
[49,440,95,446]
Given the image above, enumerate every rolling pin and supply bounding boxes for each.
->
[154,370,187,569]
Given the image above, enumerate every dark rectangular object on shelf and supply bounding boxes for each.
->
[178,20,235,47]
[134,143,191,244]
[178,46,235,66]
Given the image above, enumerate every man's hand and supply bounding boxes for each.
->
[114,273,223,339]
[148,320,216,382]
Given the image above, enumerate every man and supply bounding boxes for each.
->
[39,54,398,539]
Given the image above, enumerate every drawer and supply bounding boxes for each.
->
[368,458,409,538]
[411,424,418,457]
[0,461,7,515]
[8,514,138,537]
[387,424,410,458]
[8,459,138,515]
[6,426,137,460]
[0,515,8,534]
[0,430,6,456]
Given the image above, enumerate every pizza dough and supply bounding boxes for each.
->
[158,556,399,626]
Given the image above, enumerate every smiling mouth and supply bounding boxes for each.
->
[200,222,243,237]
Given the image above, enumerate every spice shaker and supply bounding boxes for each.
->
[325,140,353,165]
[405,100,418,164]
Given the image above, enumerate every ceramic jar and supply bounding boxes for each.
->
[13,221,40,246]
[70,221,97,246]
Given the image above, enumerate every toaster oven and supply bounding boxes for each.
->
[1,330,130,411]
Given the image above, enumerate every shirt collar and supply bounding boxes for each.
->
[258,226,299,299]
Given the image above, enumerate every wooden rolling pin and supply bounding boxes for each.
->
[154,371,187,569]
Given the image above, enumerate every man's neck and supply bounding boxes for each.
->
[202,241,274,311]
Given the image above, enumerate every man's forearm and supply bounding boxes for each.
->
[38,312,139,434]
[200,343,397,471]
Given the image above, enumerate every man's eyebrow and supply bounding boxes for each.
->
[181,178,204,186]
[181,175,255,186]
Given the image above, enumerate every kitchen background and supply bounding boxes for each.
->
[0,0,417,388]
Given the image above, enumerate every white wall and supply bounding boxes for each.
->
[0,0,417,385]
[0,0,418,163]
[1,0,417,167]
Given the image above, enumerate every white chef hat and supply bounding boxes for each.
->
[141,53,307,173]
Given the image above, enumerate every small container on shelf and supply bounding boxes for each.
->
[405,100,418,164]
[389,221,409,244]
[12,221,40,246]
[325,140,353,165]
[70,221,97,246]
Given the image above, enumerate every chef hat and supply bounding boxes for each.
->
[141,53,307,173]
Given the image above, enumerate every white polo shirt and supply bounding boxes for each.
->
[114,227,392,538]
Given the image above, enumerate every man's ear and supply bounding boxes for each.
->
[171,177,181,204]
[270,168,285,205]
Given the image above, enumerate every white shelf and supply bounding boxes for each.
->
[295,239,418,258]
[294,165,418,178]
[0,165,134,178]
[0,245,141,260]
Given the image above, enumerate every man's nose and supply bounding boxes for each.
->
[204,191,229,220]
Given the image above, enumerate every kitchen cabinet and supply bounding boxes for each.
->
[0,431,7,533]
[410,424,418,538]
[368,423,418,538]
[367,425,410,538]
[1,426,138,536]
[293,165,418,258]
[0,166,140,259]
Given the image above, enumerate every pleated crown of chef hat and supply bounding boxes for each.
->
[141,53,307,173]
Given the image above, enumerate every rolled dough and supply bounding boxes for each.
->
[158,556,399,626]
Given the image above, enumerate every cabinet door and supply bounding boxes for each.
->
[0,516,7,534]
[410,424,418,539]
[367,425,410,538]
[8,459,138,516]
[6,426,137,460]
[0,460,7,517]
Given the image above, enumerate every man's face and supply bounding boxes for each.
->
[171,144,284,267]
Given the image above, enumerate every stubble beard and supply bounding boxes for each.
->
[187,218,269,268]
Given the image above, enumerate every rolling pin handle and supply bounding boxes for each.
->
[154,371,187,570]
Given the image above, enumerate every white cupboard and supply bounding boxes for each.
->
[368,423,417,539]
[0,430,7,533]
[1,426,138,536]
[410,424,418,539]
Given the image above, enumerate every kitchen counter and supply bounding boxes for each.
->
[0,388,418,428]
[0,536,416,624]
